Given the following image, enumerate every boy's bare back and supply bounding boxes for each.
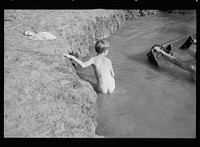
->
[92,55,115,94]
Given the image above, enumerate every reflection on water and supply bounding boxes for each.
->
[78,12,196,138]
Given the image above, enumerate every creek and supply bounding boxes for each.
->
[77,11,196,138]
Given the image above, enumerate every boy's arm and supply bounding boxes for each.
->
[64,54,94,68]
[110,60,115,77]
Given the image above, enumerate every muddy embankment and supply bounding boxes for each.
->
[4,10,159,138]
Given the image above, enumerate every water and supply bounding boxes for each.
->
[77,12,196,138]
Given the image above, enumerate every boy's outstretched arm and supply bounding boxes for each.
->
[63,54,94,68]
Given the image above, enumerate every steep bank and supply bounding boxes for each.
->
[4,10,160,137]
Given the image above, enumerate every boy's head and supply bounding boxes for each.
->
[95,39,110,54]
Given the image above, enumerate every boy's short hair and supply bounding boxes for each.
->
[95,39,110,54]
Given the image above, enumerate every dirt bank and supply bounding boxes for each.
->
[4,9,160,138]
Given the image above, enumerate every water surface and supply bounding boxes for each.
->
[77,12,196,138]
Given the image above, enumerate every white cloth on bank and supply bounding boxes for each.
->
[24,31,57,40]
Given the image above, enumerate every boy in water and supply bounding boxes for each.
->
[153,45,196,81]
[63,39,115,94]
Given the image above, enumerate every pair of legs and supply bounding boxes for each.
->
[153,45,196,81]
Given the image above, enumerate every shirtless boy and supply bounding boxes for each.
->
[63,39,115,94]
[153,45,196,81]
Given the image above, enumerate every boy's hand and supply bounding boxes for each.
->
[63,53,72,59]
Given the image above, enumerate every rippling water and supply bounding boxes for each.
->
[77,11,196,138]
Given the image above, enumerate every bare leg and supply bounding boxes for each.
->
[154,46,195,73]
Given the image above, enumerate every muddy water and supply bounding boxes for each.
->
[77,12,196,138]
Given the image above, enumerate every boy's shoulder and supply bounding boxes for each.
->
[102,57,112,63]
[106,57,112,63]
[93,56,111,63]
[93,55,109,60]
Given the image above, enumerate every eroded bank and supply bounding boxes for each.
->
[4,9,162,137]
